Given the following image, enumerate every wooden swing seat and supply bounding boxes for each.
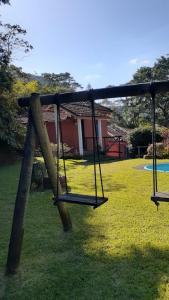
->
[151,192,169,202]
[54,193,108,208]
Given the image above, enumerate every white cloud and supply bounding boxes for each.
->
[84,74,101,81]
[141,59,150,65]
[129,58,150,65]
[129,58,139,65]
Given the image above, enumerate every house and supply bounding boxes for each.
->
[20,101,127,158]
[43,101,112,156]
[106,124,128,158]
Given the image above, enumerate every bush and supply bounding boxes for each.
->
[31,161,47,189]
[50,143,72,158]
[0,94,26,151]
[147,143,164,158]
[144,143,169,159]
[129,126,163,148]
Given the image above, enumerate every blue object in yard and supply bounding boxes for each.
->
[144,163,169,172]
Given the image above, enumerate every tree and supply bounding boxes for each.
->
[86,83,92,90]
[0,0,10,4]
[42,72,82,91]
[122,55,169,128]
[0,23,33,68]
[129,126,163,148]
[100,98,129,128]
[0,0,33,92]
[0,1,33,150]
[12,79,40,98]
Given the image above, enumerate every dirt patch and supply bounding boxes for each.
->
[134,164,147,170]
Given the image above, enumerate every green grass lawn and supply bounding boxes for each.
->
[1,158,169,299]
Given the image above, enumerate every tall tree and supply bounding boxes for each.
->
[122,55,169,128]
[0,23,33,68]
[100,98,127,128]
[0,0,33,150]
[0,0,10,4]
[42,72,82,91]
[0,0,33,91]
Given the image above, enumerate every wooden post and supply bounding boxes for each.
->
[30,93,72,232]
[6,110,36,274]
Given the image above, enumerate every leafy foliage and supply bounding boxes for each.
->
[0,23,33,67]
[31,161,47,189]
[0,0,10,4]
[50,143,72,158]
[0,93,25,149]
[122,55,169,128]
[0,0,31,149]
[12,79,40,97]
[129,126,162,148]
[41,72,82,91]
[0,0,34,150]
[100,98,127,127]
[145,143,167,159]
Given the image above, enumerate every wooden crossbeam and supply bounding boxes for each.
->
[18,80,169,107]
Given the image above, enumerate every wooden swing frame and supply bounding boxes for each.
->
[6,80,169,274]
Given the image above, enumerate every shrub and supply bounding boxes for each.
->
[129,126,163,148]
[0,94,26,151]
[144,143,169,159]
[31,161,47,189]
[50,143,72,158]
[146,143,164,158]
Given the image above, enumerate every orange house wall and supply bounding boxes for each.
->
[46,119,109,153]
[83,119,109,151]
[45,118,122,156]
[106,141,127,158]
[46,122,56,143]
[61,118,79,153]
[101,120,108,136]
[46,118,79,153]
[83,119,108,137]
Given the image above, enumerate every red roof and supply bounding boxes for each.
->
[19,102,112,124]
[108,125,129,141]
[43,101,112,121]
[61,101,112,118]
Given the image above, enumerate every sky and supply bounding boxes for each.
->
[1,0,169,89]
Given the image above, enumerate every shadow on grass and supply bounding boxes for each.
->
[73,182,126,193]
[2,209,169,300]
[66,156,124,167]
[1,163,169,300]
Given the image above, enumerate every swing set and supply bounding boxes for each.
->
[54,94,107,208]
[6,80,169,274]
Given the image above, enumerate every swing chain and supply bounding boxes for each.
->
[55,102,68,205]
[88,90,105,206]
[150,83,159,209]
